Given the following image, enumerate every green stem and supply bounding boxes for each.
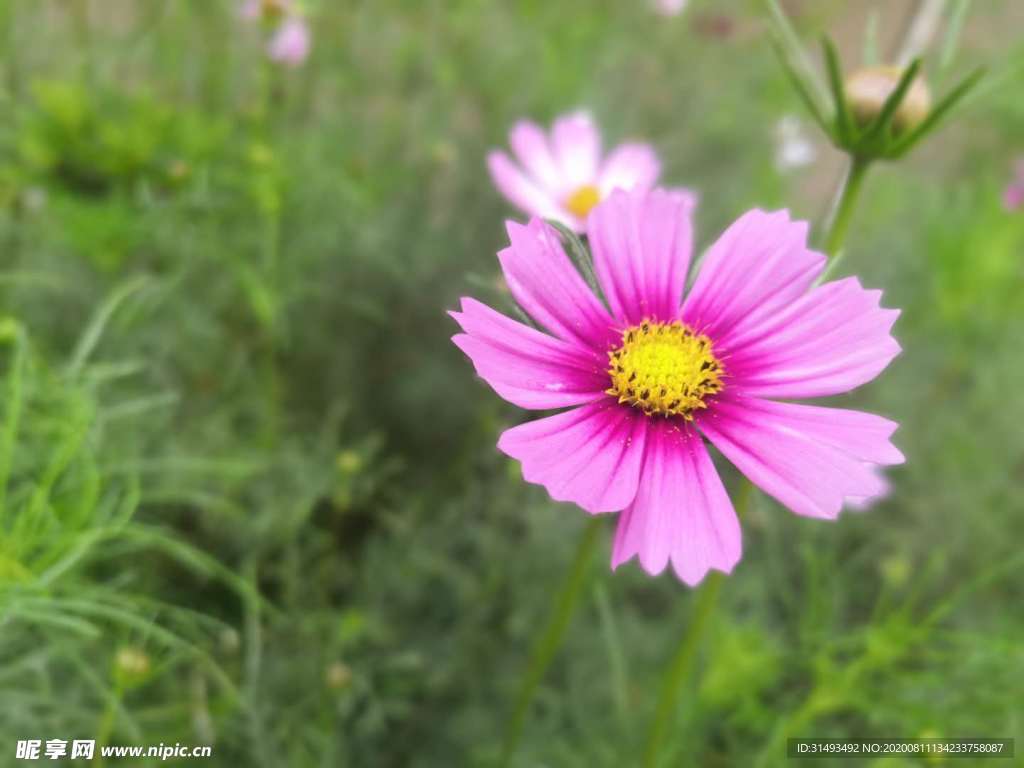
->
[500,516,602,765]
[0,328,26,520]
[94,677,125,767]
[818,157,871,282]
[642,573,723,768]
[641,479,753,768]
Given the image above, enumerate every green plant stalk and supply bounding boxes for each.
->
[94,677,126,768]
[500,516,602,765]
[641,479,752,768]
[0,329,26,520]
[819,157,872,282]
[641,571,723,768]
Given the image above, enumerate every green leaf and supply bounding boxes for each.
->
[769,36,830,135]
[938,0,972,84]
[547,219,603,301]
[822,37,854,144]
[763,0,829,105]
[891,66,985,157]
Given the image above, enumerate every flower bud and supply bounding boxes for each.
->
[115,646,151,684]
[845,66,931,134]
[219,627,241,654]
[879,554,910,589]
[336,450,362,475]
[325,661,352,690]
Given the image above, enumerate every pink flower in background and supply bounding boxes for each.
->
[487,112,664,232]
[652,0,689,16]
[241,0,310,68]
[1003,158,1024,211]
[268,16,311,67]
[451,189,903,585]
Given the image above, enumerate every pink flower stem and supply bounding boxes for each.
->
[642,478,753,768]
[500,517,602,765]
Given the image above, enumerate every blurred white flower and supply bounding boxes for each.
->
[774,115,816,172]
[652,0,689,17]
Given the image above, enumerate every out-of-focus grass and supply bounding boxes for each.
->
[0,1,1022,765]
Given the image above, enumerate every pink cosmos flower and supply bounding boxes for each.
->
[487,112,663,232]
[1003,158,1024,211]
[451,189,904,585]
[268,16,311,67]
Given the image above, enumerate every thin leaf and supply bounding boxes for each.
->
[67,276,150,378]
[769,36,830,135]
[861,58,923,147]
[594,584,630,731]
[763,0,829,105]
[822,37,854,144]
[938,0,971,83]
[547,219,603,301]
[891,66,985,157]
[0,327,27,518]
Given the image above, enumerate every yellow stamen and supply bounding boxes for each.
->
[606,320,724,420]
[565,184,602,219]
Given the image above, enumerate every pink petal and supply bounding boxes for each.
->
[612,421,741,585]
[508,120,562,192]
[267,17,311,67]
[498,400,647,514]
[698,395,903,520]
[551,111,601,189]
[240,0,261,20]
[450,298,608,410]
[499,218,619,351]
[587,188,697,324]
[682,210,825,341]
[721,277,902,398]
[487,151,562,221]
[597,143,662,196]
[1003,183,1024,212]
[845,467,891,511]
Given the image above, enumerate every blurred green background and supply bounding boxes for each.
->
[0,0,1022,765]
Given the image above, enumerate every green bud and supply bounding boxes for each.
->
[325,661,353,690]
[114,646,151,684]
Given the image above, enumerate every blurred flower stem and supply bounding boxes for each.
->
[818,156,871,280]
[500,517,602,765]
[641,478,752,768]
[642,574,723,768]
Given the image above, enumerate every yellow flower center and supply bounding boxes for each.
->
[606,320,724,419]
[564,184,602,219]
